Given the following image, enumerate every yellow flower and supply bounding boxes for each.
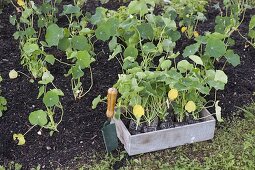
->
[13,133,26,145]
[181,27,187,33]
[17,0,25,7]
[193,31,199,38]
[185,101,196,113]
[168,89,178,101]
[133,105,144,119]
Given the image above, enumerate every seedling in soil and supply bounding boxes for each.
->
[13,71,64,145]
[0,75,7,117]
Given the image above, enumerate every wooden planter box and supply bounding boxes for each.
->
[113,109,215,155]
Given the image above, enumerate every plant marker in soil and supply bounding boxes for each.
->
[101,88,118,152]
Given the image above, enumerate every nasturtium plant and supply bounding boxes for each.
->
[0,75,7,117]
[91,0,179,71]
[166,0,208,39]
[11,0,63,79]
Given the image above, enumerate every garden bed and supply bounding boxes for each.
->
[0,0,255,169]
[114,109,215,156]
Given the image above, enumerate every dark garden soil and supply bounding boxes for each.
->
[0,0,255,169]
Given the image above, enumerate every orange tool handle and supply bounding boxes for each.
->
[106,88,118,118]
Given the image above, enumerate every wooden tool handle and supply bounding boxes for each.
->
[106,88,118,118]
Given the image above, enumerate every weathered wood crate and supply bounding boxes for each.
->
[113,109,215,155]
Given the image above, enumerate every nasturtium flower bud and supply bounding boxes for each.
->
[168,89,178,101]
[185,101,196,113]
[193,31,199,38]
[181,27,187,33]
[133,105,144,119]
[17,0,25,7]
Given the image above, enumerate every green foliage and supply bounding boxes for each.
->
[91,0,179,71]
[6,0,251,147]
[10,0,95,140]
[0,161,22,170]
[29,110,48,127]
[90,0,241,124]
[167,0,208,38]
[247,15,255,47]
[0,75,7,117]
[34,71,64,131]
[45,24,64,47]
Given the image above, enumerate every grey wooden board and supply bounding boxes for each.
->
[113,109,216,155]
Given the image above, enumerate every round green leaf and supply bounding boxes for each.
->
[23,43,39,55]
[205,38,226,58]
[214,70,228,84]
[124,46,138,58]
[71,65,84,79]
[29,110,48,126]
[38,71,54,85]
[137,23,154,40]
[76,50,92,69]
[128,0,148,16]
[71,35,90,51]
[105,18,119,37]
[177,60,193,73]
[43,91,59,107]
[162,39,175,52]
[160,60,172,70]
[45,55,55,65]
[142,42,156,54]
[62,4,80,15]
[46,24,64,47]
[189,55,204,66]
[225,50,240,67]
[58,38,71,51]
[183,43,200,58]
[95,25,111,41]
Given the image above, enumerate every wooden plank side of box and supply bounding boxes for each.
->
[114,109,216,156]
